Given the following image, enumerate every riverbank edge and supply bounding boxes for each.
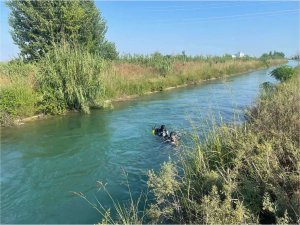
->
[106,66,263,103]
[110,70,300,224]
[10,61,285,126]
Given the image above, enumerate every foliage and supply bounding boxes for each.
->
[99,41,119,60]
[270,65,297,82]
[37,42,107,114]
[7,0,117,61]
[148,161,179,203]
[0,54,285,126]
[259,51,285,67]
[0,60,39,126]
[150,52,172,76]
[260,51,285,60]
[147,76,300,224]
[103,58,285,99]
[0,59,37,81]
[94,72,299,224]
[199,186,253,224]
[117,52,173,76]
[0,83,38,126]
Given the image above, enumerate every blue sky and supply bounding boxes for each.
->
[0,1,299,61]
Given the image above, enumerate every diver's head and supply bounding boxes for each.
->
[170,132,176,141]
[161,125,166,130]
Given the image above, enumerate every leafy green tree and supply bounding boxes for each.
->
[270,65,296,82]
[7,0,117,61]
[260,51,285,60]
[98,40,118,60]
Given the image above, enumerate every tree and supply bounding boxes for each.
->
[7,0,118,61]
[98,40,118,60]
[260,51,285,60]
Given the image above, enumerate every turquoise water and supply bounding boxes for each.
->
[1,61,297,223]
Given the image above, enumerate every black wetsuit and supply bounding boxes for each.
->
[154,125,168,137]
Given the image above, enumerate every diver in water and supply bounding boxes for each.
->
[152,125,178,145]
[161,125,169,138]
[152,125,169,137]
[168,131,178,145]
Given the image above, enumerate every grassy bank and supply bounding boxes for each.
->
[103,57,285,99]
[86,67,299,224]
[0,48,285,126]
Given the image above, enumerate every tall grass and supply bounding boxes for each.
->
[103,57,285,99]
[38,42,107,114]
[0,50,286,126]
[0,60,39,126]
[82,72,299,224]
[146,74,300,224]
[0,82,38,126]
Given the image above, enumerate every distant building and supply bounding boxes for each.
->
[232,52,245,58]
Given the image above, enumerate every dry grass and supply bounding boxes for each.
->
[102,58,286,99]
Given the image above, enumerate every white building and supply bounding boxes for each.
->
[232,52,245,58]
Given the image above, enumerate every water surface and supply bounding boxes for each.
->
[1,61,297,223]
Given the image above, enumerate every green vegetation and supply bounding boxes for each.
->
[0,55,286,126]
[260,51,285,67]
[1,0,287,126]
[0,82,38,126]
[2,1,298,224]
[103,56,285,99]
[271,65,297,82]
[260,51,285,60]
[7,0,117,61]
[83,67,299,224]
[38,43,106,114]
[0,60,39,126]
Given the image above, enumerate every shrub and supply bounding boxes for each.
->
[0,83,38,126]
[141,75,300,224]
[38,42,107,114]
[150,52,172,76]
[270,65,296,82]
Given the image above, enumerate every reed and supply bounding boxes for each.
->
[0,60,39,125]
[0,50,286,126]
[102,58,285,99]
[80,71,299,224]
[37,42,108,114]
[143,74,300,224]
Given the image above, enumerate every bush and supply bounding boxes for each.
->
[38,42,107,114]
[104,75,299,224]
[270,65,296,82]
[150,52,172,76]
[0,83,38,126]
[146,76,300,224]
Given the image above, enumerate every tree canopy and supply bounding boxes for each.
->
[7,0,118,61]
[260,51,285,60]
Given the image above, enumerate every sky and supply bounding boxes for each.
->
[0,1,299,61]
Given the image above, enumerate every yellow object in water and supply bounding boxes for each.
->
[152,129,155,135]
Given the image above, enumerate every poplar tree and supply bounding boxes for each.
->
[7,0,117,61]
